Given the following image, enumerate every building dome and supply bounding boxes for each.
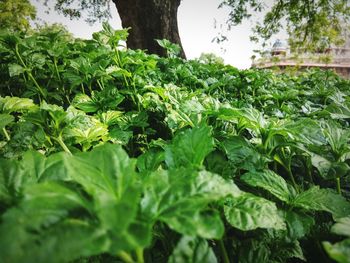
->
[271,39,287,56]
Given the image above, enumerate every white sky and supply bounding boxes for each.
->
[31,0,269,69]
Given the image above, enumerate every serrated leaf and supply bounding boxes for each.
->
[106,65,132,77]
[0,158,22,206]
[241,169,296,203]
[224,193,285,231]
[284,118,326,146]
[99,110,123,126]
[222,136,267,172]
[309,152,333,178]
[293,186,350,219]
[72,94,99,113]
[166,210,225,239]
[142,169,239,239]
[66,124,108,145]
[0,153,41,206]
[323,239,350,263]
[284,210,315,240]
[0,113,14,130]
[8,63,25,77]
[331,217,350,237]
[137,148,165,174]
[0,182,101,263]
[165,125,214,169]
[0,96,37,113]
[237,239,270,263]
[277,240,306,261]
[168,236,217,263]
[108,128,133,145]
[63,144,140,233]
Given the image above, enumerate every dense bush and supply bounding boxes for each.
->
[1,24,350,263]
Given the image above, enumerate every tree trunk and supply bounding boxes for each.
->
[112,0,186,58]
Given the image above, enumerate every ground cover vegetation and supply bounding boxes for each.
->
[0,24,350,263]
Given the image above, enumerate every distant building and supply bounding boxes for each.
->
[252,37,350,79]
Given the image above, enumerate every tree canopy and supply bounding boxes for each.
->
[221,0,350,52]
[12,0,350,55]
[0,0,36,31]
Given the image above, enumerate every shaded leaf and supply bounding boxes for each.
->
[8,63,25,77]
[142,169,239,239]
[165,125,214,169]
[222,136,267,172]
[293,186,350,219]
[168,236,217,263]
[284,210,315,240]
[323,239,350,263]
[224,193,285,231]
[241,169,296,203]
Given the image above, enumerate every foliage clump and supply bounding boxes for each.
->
[0,24,350,263]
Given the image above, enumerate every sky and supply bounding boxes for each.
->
[31,0,272,69]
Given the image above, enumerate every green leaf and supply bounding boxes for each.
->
[108,128,133,145]
[237,239,270,263]
[156,39,181,58]
[322,121,350,159]
[63,144,139,229]
[323,239,350,263]
[224,193,285,231]
[166,210,225,240]
[216,107,267,132]
[99,110,123,126]
[105,65,132,77]
[65,122,108,149]
[72,94,99,113]
[168,236,217,263]
[0,158,22,206]
[38,152,69,181]
[222,136,267,172]
[63,144,147,251]
[309,152,332,178]
[165,125,214,169]
[137,148,165,174]
[284,118,326,146]
[0,96,37,113]
[0,113,14,130]
[8,63,25,77]
[331,217,350,237]
[142,169,239,239]
[241,169,296,203]
[293,186,350,219]
[284,210,315,240]
[0,153,40,206]
[276,240,306,262]
[40,101,67,125]
[20,150,46,180]
[0,182,101,263]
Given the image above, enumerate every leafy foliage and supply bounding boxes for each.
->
[220,0,350,52]
[0,24,350,263]
[0,0,36,31]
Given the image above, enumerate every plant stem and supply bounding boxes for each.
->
[15,44,46,99]
[2,128,10,141]
[54,136,72,155]
[219,239,230,263]
[117,251,134,263]
[97,79,104,90]
[287,167,298,190]
[336,177,341,195]
[53,58,61,81]
[136,248,144,263]
[81,84,85,94]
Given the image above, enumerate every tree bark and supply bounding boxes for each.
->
[112,0,186,58]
